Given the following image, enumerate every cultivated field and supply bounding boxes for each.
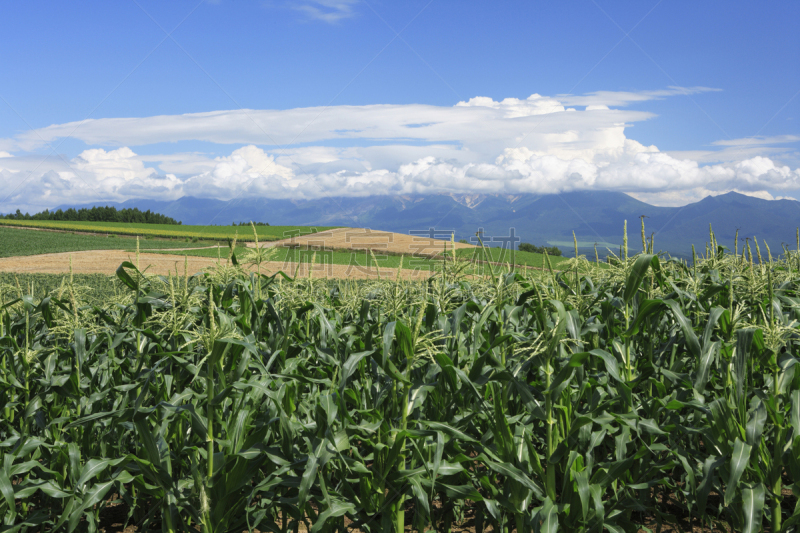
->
[255,227,475,255]
[0,250,435,280]
[0,224,568,278]
[1,224,798,532]
[0,226,196,258]
[0,219,339,242]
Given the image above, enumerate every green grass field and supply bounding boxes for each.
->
[0,226,200,258]
[0,219,338,242]
[158,243,574,272]
[456,245,571,268]
[0,222,576,272]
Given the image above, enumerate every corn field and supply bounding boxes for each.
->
[1,229,800,533]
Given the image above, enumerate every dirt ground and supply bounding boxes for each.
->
[250,227,475,258]
[0,249,437,279]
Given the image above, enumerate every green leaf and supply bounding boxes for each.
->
[590,349,623,383]
[637,419,666,436]
[310,501,355,532]
[664,299,701,360]
[569,351,590,367]
[67,480,115,533]
[133,419,162,470]
[381,321,396,367]
[702,307,728,347]
[623,254,657,304]
[740,483,765,533]
[484,460,545,500]
[694,340,719,394]
[0,471,16,523]
[492,390,514,461]
[539,497,558,533]
[745,398,767,446]
[73,328,87,371]
[792,389,800,441]
[339,350,372,395]
[393,320,414,361]
[697,455,725,514]
[76,459,110,488]
[115,261,140,290]
[626,298,664,336]
[725,438,753,506]
[734,328,756,403]
[297,441,322,508]
[575,469,590,520]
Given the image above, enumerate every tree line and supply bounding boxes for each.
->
[2,206,181,225]
[519,242,563,256]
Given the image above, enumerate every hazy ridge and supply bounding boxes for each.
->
[55,191,800,258]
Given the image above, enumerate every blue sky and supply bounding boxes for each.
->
[0,0,798,210]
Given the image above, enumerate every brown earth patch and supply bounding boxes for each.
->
[250,227,475,258]
[0,250,436,280]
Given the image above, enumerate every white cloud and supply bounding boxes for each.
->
[0,88,798,210]
[629,188,796,206]
[293,0,359,23]
[72,147,157,182]
[0,94,657,153]
[0,151,12,158]
[182,145,296,198]
[0,148,182,212]
[712,134,800,147]
[667,135,800,165]
[557,86,722,108]
[455,94,566,117]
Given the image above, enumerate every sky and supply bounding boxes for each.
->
[0,0,798,212]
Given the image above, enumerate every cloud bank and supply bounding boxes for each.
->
[0,87,798,211]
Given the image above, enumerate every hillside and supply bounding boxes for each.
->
[54,191,800,258]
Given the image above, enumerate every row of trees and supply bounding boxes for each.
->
[2,206,181,225]
[519,241,563,256]
[457,238,564,256]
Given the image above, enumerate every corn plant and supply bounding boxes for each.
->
[0,229,799,532]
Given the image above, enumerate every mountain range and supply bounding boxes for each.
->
[54,191,800,259]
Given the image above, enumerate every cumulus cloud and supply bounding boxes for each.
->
[0,148,183,212]
[182,145,296,198]
[0,87,798,211]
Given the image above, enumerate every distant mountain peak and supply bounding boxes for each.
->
[448,193,487,209]
[48,190,800,259]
